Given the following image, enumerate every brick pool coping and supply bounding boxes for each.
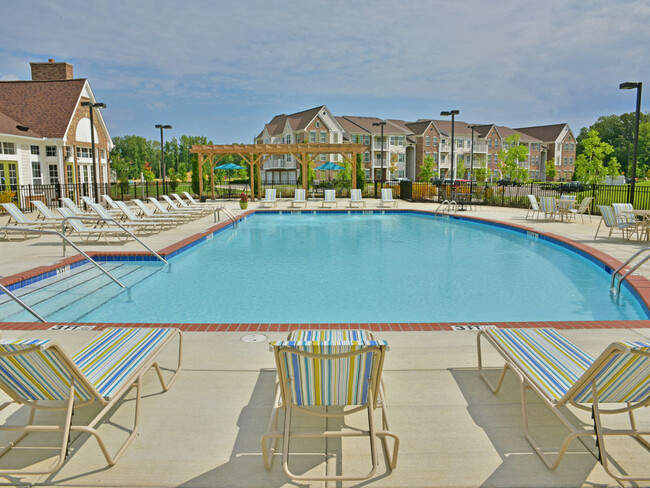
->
[2,208,650,331]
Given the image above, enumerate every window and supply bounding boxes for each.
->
[65,146,72,160]
[375,153,382,162]
[315,121,321,128]
[320,131,327,143]
[494,139,499,149]
[1,142,16,155]
[76,147,91,158]
[466,140,471,148]
[286,134,291,144]
[365,169,371,179]
[456,139,462,148]
[563,157,568,165]
[488,139,492,148]
[49,164,59,183]
[67,165,74,184]
[398,136,404,146]
[309,131,316,143]
[30,145,40,155]
[364,152,370,162]
[433,154,438,163]
[332,133,338,143]
[364,135,371,145]
[320,154,326,161]
[31,161,42,185]
[389,136,396,145]
[46,145,56,157]
[569,157,574,165]
[398,153,405,163]
[433,136,438,145]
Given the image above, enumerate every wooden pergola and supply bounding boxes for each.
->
[190,143,365,201]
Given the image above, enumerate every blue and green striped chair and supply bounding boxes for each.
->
[0,327,182,475]
[262,330,398,482]
[595,205,637,239]
[477,327,650,483]
[539,196,557,220]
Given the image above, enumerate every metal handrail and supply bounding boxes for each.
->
[221,207,238,227]
[0,227,125,288]
[60,216,168,265]
[611,247,650,295]
[0,282,47,322]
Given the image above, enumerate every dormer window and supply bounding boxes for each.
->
[315,121,321,128]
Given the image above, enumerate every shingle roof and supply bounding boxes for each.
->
[340,115,386,133]
[335,116,370,134]
[258,106,328,139]
[0,109,43,137]
[404,120,433,135]
[515,123,567,142]
[496,125,542,142]
[384,119,413,135]
[0,79,86,138]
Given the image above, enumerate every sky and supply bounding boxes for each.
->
[1,0,648,144]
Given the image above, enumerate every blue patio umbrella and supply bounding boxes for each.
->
[314,162,345,171]
[214,162,245,199]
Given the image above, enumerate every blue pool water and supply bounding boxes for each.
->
[1,212,647,323]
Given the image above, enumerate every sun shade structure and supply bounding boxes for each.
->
[190,143,364,201]
[314,162,344,171]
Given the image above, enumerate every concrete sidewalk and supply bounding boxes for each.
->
[0,328,647,487]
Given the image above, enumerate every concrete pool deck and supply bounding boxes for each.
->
[0,198,649,486]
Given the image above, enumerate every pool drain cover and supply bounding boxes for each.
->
[241,334,267,343]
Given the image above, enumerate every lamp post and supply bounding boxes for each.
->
[80,101,106,201]
[372,121,386,192]
[155,124,172,195]
[440,110,460,184]
[619,82,642,205]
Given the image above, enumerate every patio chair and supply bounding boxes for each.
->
[477,327,650,483]
[31,200,63,222]
[379,188,398,208]
[259,189,278,208]
[322,189,337,208]
[148,197,199,222]
[349,188,366,208]
[172,193,223,212]
[0,327,181,475]
[58,207,134,244]
[261,333,399,482]
[595,205,637,240]
[161,195,209,217]
[612,203,637,225]
[134,199,189,224]
[525,195,540,219]
[88,203,160,235]
[115,200,177,229]
[539,196,557,220]
[0,203,60,240]
[568,196,594,223]
[290,189,307,208]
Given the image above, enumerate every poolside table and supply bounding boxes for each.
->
[555,199,576,222]
[621,209,650,240]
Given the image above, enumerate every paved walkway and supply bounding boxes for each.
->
[0,198,648,487]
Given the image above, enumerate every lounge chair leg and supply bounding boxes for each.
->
[152,329,183,392]
[261,383,283,470]
[477,331,509,393]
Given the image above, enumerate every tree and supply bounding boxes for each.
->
[574,129,614,184]
[498,134,529,181]
[606,157,621,177]
[418,155,436,181]
[142,162,155,181]
[545,161,557,181]
[356,154,366,191]
[474,167,487,183]
[336,160,352,190]
[389,153,399,178]
[456,158,466,179]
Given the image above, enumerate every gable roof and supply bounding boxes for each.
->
[259,106,328,139]
[405,120,434,135]
[515,123,568,142]
[339,115,385,133]
[0,109,43,138]
[0,79,87,139]
[495,125,541,142]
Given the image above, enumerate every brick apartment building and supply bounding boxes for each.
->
[256,106,576,183]
[0,59,112,198]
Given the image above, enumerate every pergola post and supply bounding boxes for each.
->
[352,152,357,189]
[210,154,215,200]
[198,153,204,196]
[249,154,255,202]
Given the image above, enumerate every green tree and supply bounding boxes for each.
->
[456,158,466,179]
[418,156,436,181]
[498,134,529,181]
[297,164,316,189]
[474,167,487,183]
[574,129,614,184]
[356,154,366,191]
[336,160,352,190]
[545,161,557,181]
[606,157,621,177]
[142,162,155,181]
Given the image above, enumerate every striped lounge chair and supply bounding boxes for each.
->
[290,189,307,208]
[0,327,182,475]
[261,330,399,482]
[539,196,557,220]
[349,188,366,208]
[322,189,337,208]
[259,189,278,208]
[379,188,398,208]
[477,327,650,483]
[595,205,637,240]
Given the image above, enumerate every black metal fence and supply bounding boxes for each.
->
[3,180,650,214]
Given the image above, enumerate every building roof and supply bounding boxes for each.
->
[495,125,542,142]
[384,119,413,135]
[0,109,43,138]
[515,123,568,142]
[258,106,327,139]
[335,115,370,135]
[404,120,434,135]
[0,79,86,138]
[339,115,386,133]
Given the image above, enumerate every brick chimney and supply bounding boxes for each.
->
[30,59,74,81]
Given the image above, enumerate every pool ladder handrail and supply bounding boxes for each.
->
[0,282,47,322]
[436,200,458,213]
[610,246,650,296]
[221,207,238,227]
[60,216,168,264]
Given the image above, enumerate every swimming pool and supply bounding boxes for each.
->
[1,212,647,323]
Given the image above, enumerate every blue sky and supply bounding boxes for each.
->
[1,0,648,144]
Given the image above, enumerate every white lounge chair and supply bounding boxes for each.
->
[89,203,160,235]
[568,196,594,223]
[115,201,176,229]
[322,189,337,208]
[259,189,278,208]
[148,198,199,221]
[290,189,307,208]
[181,191,224,209]
[0,203,60,240]
[379,188,398,208]
[161,195,209,217]
[58,207,134,244]
[349,189,366,208]
[133,199,189,225]
[526,195,540,219]
[172,193,223,212]
[31,200,63,222]
[102,194,120,209]
[60,197,93,217]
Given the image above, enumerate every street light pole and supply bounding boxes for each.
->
[80,101,106,201]
[440,110,460,185]
[155,124,172,195]
[619,82,642,205]
[372,121,387,191]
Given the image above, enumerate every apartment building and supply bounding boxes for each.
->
[0,59,112,197]
[256,106,575,183]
